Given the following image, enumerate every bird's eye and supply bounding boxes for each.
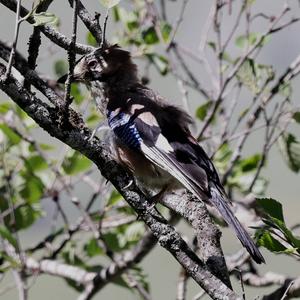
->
[88,60,97,69]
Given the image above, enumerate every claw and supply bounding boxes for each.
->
[123,179,133,190]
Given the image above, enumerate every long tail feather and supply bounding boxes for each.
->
[209,186,265,264]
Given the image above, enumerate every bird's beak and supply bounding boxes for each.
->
[57,56,85,84]
[57,71,83,84]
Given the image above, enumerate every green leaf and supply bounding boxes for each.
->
[86,32,97,47]
[33,12,59,27]
[84,238,104,257]
[148,54,169,75]
[15,106,28,120]
[62,151,92,175]
[54,60,68,78]
[0,102,12,114]
[278,81,292,97]
[26,155,48,172]
[239,154,262,172]
[0,124,21,145]
[20,175,45,204]
[237,58,259,93]
[221,52,233,63]
[256,198,284,222]
[86,112,101,126]
[99,0,120,9]
[278,133,300,173]
[14,205,42,230]
[269,218,300,250]
[142,26,159,45]
[0,226,17,248]
[228,154,268,194]
[112,275,131,289]
[213,143,233,172]
[161,22,172,42]
[131,266,150,292]
[292,112,300,123]
[102,232,122,252]
[235,32,259,48]
[123,222,144,244]
[116,7,138,31]
[207,41,216,52]
[107,189,123,206]
[29,143,54,152]
[257,231,287,252]
[112,6,120,22]
[196,101,212,121]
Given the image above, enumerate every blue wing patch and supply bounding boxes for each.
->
[107,110,142,150]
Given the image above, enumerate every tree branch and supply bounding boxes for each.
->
[0,0,93,54]
[25,0,55,88]
[162,192,231,288]
[67,0,102,44]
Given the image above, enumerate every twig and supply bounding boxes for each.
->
[176,269,188,300]
[166,0,189,50]
[3,0,22,80]
[61,0,79,121]
[222,52,300,184]
[236,269,246,300]
[100,9,109,49]
[171,44,210,100]
[25,0,54,88]
[67,0,102,44]
[198,4,298,139]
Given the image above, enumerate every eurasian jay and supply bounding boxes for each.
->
[59,44,265,264]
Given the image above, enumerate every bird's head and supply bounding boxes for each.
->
[58,44,137,84]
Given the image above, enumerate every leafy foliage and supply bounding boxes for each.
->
[62,151,92,175]
[257,198,300,256]
[33,12,59,27]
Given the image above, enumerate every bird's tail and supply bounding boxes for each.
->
[209,185,265,264]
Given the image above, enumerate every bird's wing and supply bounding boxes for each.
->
[107,104,265,264]
[108,104,214,198]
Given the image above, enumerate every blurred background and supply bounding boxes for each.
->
[0,0,300,299]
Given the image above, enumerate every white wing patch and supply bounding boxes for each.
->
[140,143,205,199]
[155,133,174,153]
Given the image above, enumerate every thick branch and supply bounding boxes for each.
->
[162,192,231,288]
[0,40,63,106]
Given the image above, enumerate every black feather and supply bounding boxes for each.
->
[209,185,265,264]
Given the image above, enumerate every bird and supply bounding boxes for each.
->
[59,43,265,264]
